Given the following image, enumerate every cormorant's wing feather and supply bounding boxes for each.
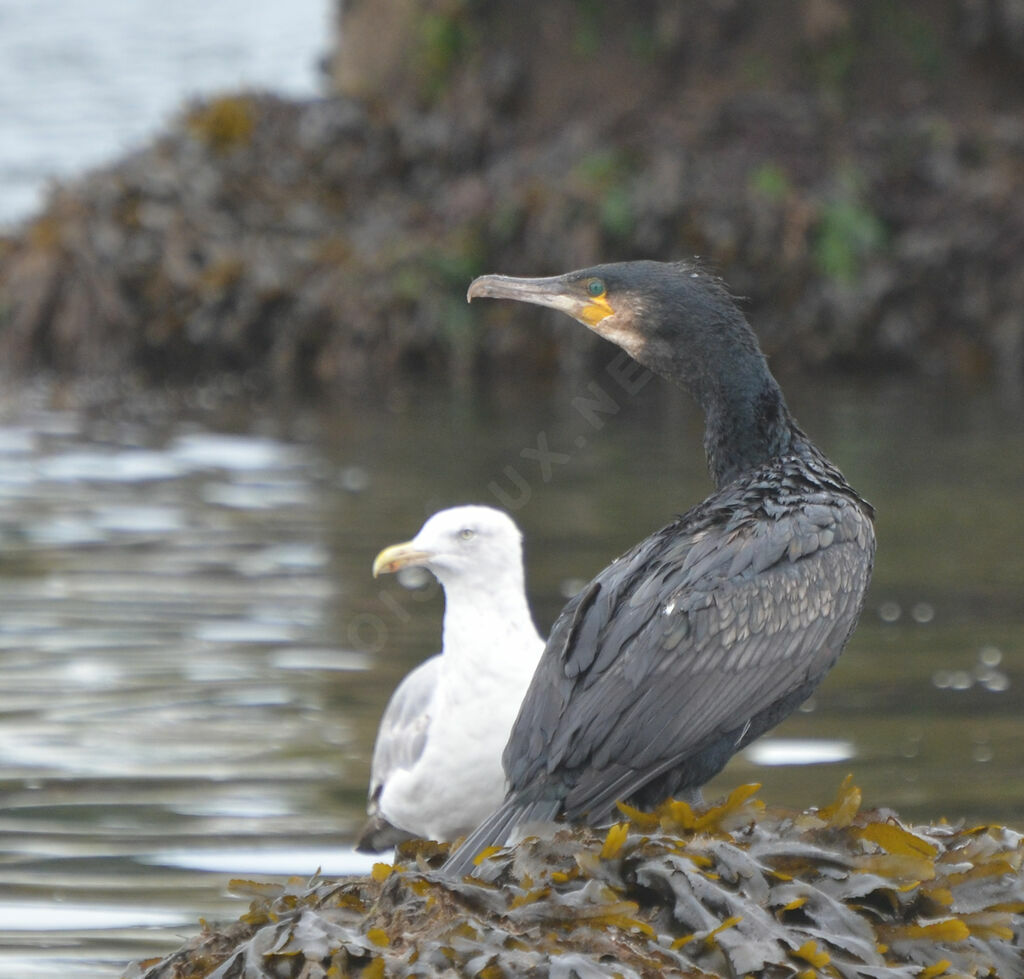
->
[505,491,874,822]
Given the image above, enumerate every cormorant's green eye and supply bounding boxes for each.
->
[586,278,605,298]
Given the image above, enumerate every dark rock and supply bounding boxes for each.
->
[1,2,1023,395]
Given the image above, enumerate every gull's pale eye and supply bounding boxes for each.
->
[458,528,476,541]
[586,278,606,298]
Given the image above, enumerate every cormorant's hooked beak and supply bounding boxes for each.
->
[467,274,613,328]
[372,541,432,578]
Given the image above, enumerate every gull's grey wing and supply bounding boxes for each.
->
[367,654,440,805]
[356,655,441,852]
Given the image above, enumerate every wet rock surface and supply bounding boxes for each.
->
[128,782,1024,978]
[2,1,1023,395]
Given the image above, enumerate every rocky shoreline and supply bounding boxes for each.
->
[2,1,1023,397]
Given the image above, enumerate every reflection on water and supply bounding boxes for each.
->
[0,0,329,225]
[0,375,1020,976]
[145,847,380,877]
[744,738,856,766]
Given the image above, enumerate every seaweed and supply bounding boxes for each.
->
[127,780,1024,978]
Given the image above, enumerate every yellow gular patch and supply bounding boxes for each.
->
[581,295,614,325]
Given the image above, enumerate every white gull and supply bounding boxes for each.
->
[356,505,544,851]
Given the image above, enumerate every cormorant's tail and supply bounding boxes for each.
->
[441,795,560,878]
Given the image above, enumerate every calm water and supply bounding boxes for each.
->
[0,372,1019,976]
[0,0,330,226]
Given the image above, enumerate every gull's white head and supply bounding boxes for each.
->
[372,505,525,586]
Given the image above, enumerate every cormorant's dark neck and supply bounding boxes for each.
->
[642,299,801,487]
[700,371,798,487]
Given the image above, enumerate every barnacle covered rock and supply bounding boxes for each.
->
[127,781,1024,978]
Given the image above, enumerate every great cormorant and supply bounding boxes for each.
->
[443,261,875,876]
[356,505,544,851]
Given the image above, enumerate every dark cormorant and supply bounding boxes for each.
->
[443,260,875,876]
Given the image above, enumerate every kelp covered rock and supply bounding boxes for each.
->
[4,4,1024,393]
[128,781,1024,978]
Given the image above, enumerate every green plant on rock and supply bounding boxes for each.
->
[574,149,636,241]
[872,3,943,78]
[809,30,857,95]
[415,4,473,102]
[428,232,487,365]
[429,234,485,289]
[186,96,256,154]
[571,0,604,58]
[749,162,792,202]
[627,24,657,62]
[804,3,944,101]
[813,170,886,284]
